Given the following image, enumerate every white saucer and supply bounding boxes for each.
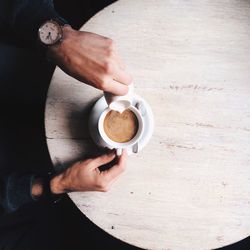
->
[88,95,154,155]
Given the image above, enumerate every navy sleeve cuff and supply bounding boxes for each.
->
[7,0,68,46]
[2,173,35,213]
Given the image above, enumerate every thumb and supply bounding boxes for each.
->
[91,150,116,168]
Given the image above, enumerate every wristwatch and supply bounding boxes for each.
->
[38,19,67,46]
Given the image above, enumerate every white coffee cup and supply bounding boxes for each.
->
[104,84,134,113]
[98,105,144,154]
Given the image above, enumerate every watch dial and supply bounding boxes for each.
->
[39,21,61,45]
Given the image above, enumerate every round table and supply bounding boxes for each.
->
[45,1,250,249]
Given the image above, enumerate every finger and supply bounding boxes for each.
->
[91,150,116,168]
[104,79,129,95]
[113,66,133,86]
[108,159,126,185]
[102,150,127,182]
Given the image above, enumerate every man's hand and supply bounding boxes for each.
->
[50,150,127,194]
[48,26,133,95]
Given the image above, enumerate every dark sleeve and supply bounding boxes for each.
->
[0,173,36,213]
[0,0,68,46]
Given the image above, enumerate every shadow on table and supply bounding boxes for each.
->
[66,96,101,140]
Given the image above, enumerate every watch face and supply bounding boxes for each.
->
[38,21,62,45]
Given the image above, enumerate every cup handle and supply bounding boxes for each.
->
[135,101,146,116]
[116,148,123,156]
[132,142,139,154]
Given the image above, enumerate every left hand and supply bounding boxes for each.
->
[50,150,127,194]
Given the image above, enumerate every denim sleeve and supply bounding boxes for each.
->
[0,0,67,46]
[0,173,36,213]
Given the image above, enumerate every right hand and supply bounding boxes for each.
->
[50,150,127,193]
[48,26,133,95]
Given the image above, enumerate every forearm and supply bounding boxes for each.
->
[0,172,64,214]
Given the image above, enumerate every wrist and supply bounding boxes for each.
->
[46,25,74,61]
[37,17,71,59]
[31,173,65,203]
[50,174,65,194]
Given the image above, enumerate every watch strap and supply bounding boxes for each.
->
[53,16,69,27]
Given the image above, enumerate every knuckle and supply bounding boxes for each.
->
[106,48,114,58]
[118,165,126,174]
[120,164,126,172]
[100,186,110,192]
[98,77,108,90]
[103,60,113,74]
[96,178,108,191]
[106,38,115,49]
[84,159,92,165]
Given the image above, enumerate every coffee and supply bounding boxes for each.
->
[103,109,139,143]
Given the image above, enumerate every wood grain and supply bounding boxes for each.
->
[45,0,250,249]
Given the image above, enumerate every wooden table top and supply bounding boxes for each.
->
[45,0,250,249]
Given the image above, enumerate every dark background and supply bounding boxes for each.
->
[0,0,249,249]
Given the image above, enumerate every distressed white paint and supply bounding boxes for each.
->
[45,1,250,249]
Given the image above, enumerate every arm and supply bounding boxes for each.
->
[0,0,131,213]
[0,0,133,95]
[48,26,133,95]
[33,150,127,201]
[1,151,126,213]
[50,150,127,194]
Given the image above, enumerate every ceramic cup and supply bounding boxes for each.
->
[98,105,144,155]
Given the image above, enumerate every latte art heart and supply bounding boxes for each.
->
[103,109,139,143]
